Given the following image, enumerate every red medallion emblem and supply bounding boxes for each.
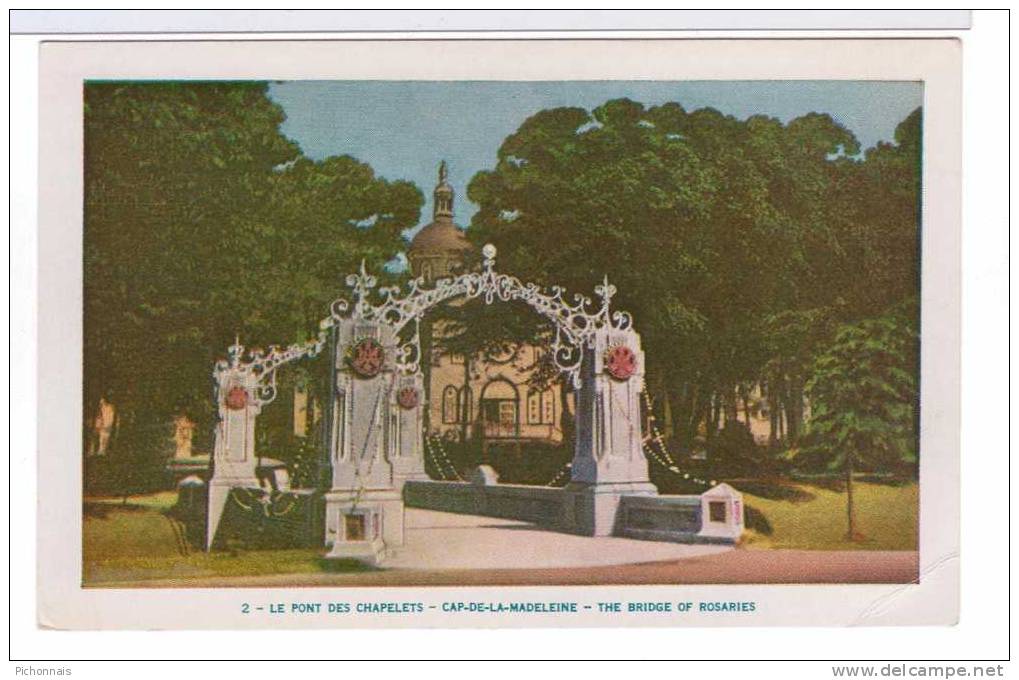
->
[397,387,419,410]
[225,386,248,410]
[349,338,385,378]
[604,345,637,381]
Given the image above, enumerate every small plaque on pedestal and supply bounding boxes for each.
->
[325,505,386,566]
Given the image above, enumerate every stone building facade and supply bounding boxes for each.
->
[407,162,565,446]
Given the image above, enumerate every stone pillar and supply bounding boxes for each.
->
[561,327,657,536]
[206,369,261,549]
[391,372,428,490]
[323,319,405,565]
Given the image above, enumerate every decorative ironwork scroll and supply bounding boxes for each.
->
[214,243,633,392]
[328,244,632,386]
[214,330,329,407]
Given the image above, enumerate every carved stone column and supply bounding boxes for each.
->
[206,368,261,549]
[561,327,657,536]
[323,319,405,564]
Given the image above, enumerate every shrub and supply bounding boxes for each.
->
[705,421,759,476]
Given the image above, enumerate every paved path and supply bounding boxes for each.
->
[383,509,730,570]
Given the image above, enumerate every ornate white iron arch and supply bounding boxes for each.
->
[325,243,633,387]
[207,243,651,553]
[212,244,633,406]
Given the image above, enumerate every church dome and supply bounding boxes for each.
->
[408,161,473,281]
[409,219,472,256]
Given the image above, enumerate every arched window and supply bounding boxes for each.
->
[442,385,459,424]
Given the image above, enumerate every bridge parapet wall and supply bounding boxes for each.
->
[404,480,563,526]
[403,480,744,544]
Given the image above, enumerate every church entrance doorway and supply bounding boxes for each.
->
[479,378,520,440]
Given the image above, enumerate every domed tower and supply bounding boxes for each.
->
[408,161,472,282]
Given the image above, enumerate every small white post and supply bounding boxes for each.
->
[697,483,745,543]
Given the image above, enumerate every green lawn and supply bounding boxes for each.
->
[739,480,918,551]
[82,494,370,586]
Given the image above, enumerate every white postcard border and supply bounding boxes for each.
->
[36,37,961,631]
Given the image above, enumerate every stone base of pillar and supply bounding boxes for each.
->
[206,478,258,550]
[323,489,404,565]
[559,481,658,536]
[324,531,387,566]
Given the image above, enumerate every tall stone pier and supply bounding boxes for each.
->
[561,327,657,536]
[206,368,261,549]
[322,319,425,565]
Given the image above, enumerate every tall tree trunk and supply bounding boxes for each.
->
[685,384,701,445]
[777,398,786,442]
[768,387,778,448]
[709,393,717,442]
[707,392,722,440]
[724,386,738,424]
[778,376,793,443]
[740,384,752,426]
[846,447,859,541]
[674,383,693,448]
[786,377,804,441]
[661,389,674,440]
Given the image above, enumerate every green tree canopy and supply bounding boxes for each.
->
[466,97,910,448]
[84,82,422,451]
[803,313,918,472]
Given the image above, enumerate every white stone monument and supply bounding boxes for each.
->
[562,327,657,536]
[322,319,408,565]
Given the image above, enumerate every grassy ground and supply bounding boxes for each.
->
[739,480,918,551]
[82,494,370,586]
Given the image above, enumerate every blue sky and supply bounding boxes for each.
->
[268,80,922,232]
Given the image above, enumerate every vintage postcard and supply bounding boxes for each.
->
[37,38,961,629]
